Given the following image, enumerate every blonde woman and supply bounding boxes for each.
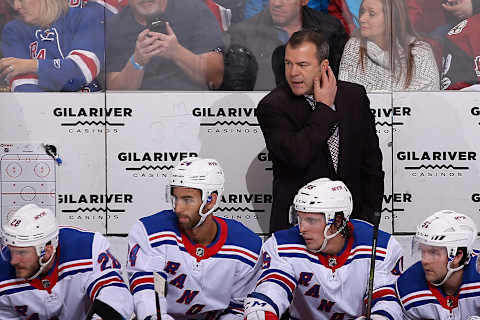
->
[0,0,105,92]
[338,0,440,91]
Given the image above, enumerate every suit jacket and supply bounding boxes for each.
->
[257,81,384,232]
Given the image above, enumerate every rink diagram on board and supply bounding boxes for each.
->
[1,146,55,225]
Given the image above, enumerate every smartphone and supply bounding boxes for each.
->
[148,18,167,34]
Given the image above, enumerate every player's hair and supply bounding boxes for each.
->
[334,212,352,239]
[38,0,69,28]
[457,247,469,266]
[287,29,330,64]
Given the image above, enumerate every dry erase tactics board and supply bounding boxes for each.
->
[0,143,56,225]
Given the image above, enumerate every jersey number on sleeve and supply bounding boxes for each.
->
[98,250,121,271]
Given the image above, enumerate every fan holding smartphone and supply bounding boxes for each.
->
[106,0,224,90]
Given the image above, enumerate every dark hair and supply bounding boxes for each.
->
[287,29,330,64]
[356,0,424,88]
[456,247,469,266]
[334,212,352,239]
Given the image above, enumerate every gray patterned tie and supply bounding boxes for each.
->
[304,95,340,172]
[327,125,340,172]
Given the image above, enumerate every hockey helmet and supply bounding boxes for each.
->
[293,178,353,251]
[413,210,478,285]
[167,157,224,228]
[2,204,59,279]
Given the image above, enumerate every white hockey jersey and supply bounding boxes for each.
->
[127,210,263,320]
[250,219,403,319]
[0,227,133,319]
[382,254,480,319]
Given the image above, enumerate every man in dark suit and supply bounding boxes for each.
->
[257,29,384,233]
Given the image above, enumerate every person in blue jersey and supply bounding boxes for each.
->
[244,178,403,320]
[127,157,263,320]
[376,210,480,319]
[0,0,106,92]
[0,204,133,319]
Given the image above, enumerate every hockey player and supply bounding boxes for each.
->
[0,203,133,319]
[244,178,403,320]
[127,157,263,320]
[376,210,480,319]
[0,0,106,92]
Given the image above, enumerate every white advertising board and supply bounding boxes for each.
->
[1,91,479,235]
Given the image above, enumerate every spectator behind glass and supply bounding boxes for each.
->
[0,0,106,92]
[338,0,440,91]
[230,0,347,91]
[438,0,480,90]
[105,0,224,91]
[244,0,329,20]
[406,0,480,36]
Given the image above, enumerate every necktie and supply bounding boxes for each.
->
[327,125,340,172]
[304,96,340,172]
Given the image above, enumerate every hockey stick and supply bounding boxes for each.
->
[365,211,382,320]
[154,272,167,320]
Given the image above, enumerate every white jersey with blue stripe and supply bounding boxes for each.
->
[392,254,480,319]
[0,227,133,319]
[127,210,263,320]
[250,219,403,319]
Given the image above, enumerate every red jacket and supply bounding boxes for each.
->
[328,0,356,34]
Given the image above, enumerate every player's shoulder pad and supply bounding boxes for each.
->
[58,227,95,263]
[350,219,391,250]
[396,261,428,297]
[274,225,304,246]
[221,217,262,254]
[139,209,179,236]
